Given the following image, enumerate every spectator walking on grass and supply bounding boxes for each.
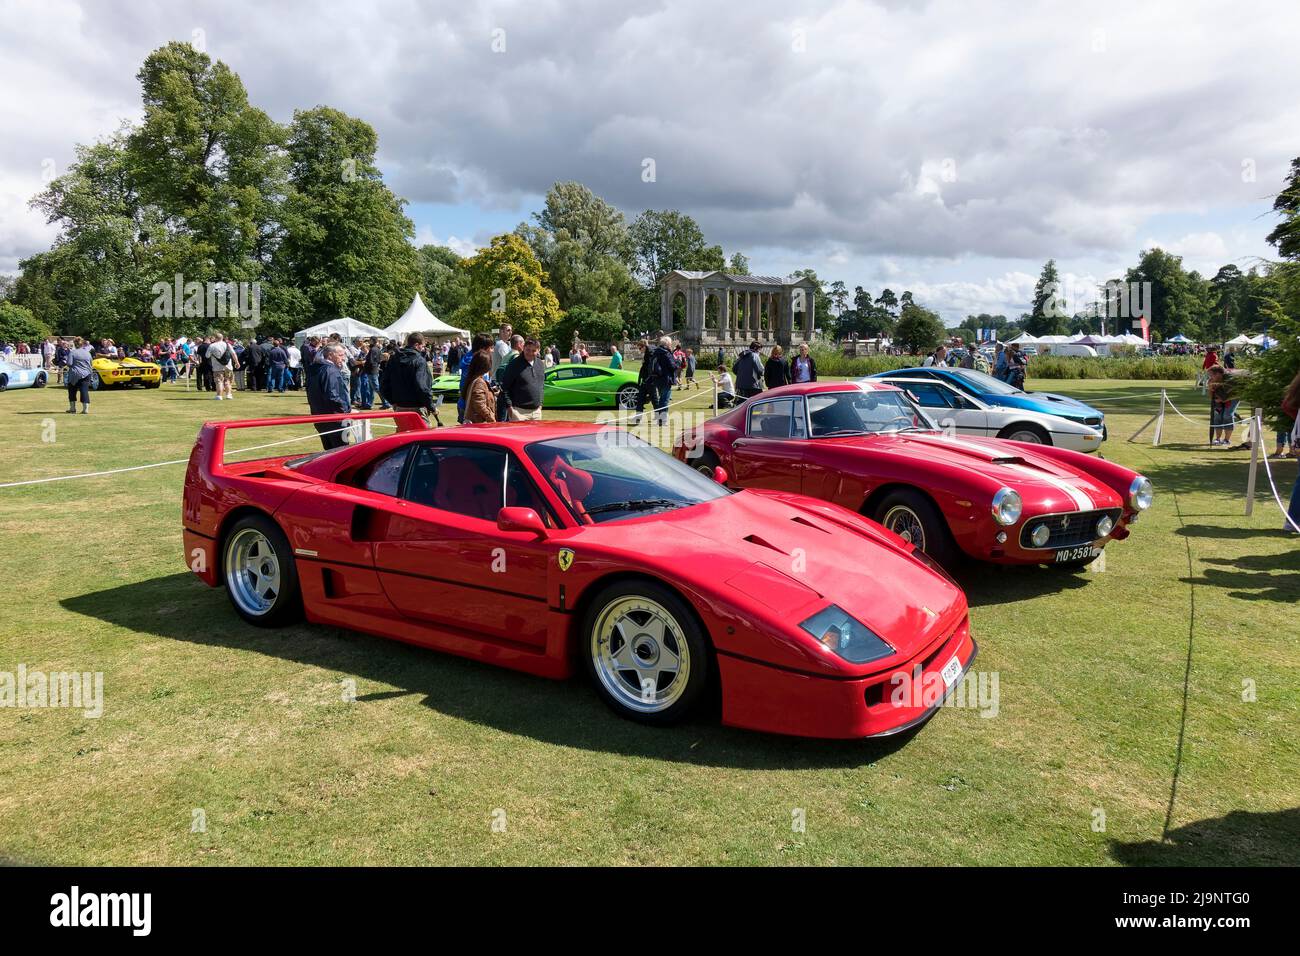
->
[647,335,679,426]
[65,337,94,414]
[208,332,238,401]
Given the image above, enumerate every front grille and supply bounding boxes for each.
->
[1019,508,1121,549]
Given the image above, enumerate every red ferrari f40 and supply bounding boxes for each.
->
[181,411,977,739]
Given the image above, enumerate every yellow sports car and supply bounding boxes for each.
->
[90,356,162,389]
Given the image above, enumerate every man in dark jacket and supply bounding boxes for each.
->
[498,337,546,420]
[306,344,351,449]
[647,335,679,426]
[380,332,438,424]
[734,341,765,398]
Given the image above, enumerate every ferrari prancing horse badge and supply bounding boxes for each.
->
[557,549,575,571]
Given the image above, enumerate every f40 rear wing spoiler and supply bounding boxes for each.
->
[192,410,431,476]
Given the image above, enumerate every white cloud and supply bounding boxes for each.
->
[412,226,478,259]
[0,0,1294,303]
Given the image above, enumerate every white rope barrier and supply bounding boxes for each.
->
[0,421,394,490]
[1253,415,1300,533]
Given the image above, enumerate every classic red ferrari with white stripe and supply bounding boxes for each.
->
[182,411,976,739]
[675,381,1153,569]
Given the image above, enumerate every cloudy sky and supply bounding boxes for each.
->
[2,0,1297,320]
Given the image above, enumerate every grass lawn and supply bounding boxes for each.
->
[0,374,1295,865]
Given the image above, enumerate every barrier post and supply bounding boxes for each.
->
[1152,389,1166,446]
[1128,390,1165,444]
[712,377,718,417]
[1245,409,1262,516]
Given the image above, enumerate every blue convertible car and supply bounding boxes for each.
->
[867,366,1107,438]
[0,358,49,391]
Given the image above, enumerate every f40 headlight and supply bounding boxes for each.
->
[1129,475,1153,511]
[799,605,895,664]
[991,487,1022,526]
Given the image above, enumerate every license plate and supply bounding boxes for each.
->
[940,655,962,688]
[1054,545,1101,563]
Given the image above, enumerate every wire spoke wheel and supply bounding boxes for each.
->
[882,504,927,551]
[591,596,690,715]
[226,527,282,616]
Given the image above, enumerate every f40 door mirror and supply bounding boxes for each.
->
[497,506,547,537]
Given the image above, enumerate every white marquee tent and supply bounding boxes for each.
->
[382,293,468,342]
[293,316,387,346]
[1225,333,1255,347]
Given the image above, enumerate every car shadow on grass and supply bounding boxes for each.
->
[953,561,1093,608]
[1110,807,1300,866]
[62,573,919,770]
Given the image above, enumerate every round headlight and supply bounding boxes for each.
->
[1029,523,1051,547]
[1129,476,1153,511]
[1096,514,1114,538]
[991,487,1022,526]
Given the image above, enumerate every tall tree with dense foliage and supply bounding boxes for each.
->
[276,107,420,328]
[453,233,562,339]
[416,245,470,320]
[127,41,286,287]
[627,210,725,286]
[1243,159,1300,430]
[29,134,205,342]
[518,182,637,321]
[894,301,946,353]
[1025,259,1066,336]
[1124,248,1204,341]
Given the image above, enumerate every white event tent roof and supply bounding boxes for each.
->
[293,316,387,346]
[382,293,468,342]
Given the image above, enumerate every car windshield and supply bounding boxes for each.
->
[947,368,1022,396]
[807,389,938,437]
[527,431,729,524]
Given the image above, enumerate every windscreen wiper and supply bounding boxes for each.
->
[585,498,682,515]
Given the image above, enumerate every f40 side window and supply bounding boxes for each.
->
[354,445,413,497]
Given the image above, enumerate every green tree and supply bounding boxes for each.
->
[1265,157,1300,261]
[0,301,51,343]
[550,304,624,352]
[894,301,945,353]
[628,210,724,286]
[1208,264,1246,341]
[416,245,470,320]
[276,106,420,328]
[1026,259,1066,336]
[454,233,562,339]
[875,288,898,315]
[728,252,750,275]
[128,41,286,286]
[1124,248,1202,341]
